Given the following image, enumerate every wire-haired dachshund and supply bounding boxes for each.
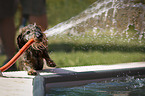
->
[17,24,56,75]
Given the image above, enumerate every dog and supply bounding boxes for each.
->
[17,24,56,75]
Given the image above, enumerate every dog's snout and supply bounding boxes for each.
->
[36,32,43,39]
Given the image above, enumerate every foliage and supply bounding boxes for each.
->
[46,0,96,26]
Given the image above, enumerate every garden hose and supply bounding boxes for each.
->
[0,39,34,72]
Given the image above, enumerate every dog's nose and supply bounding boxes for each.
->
[36,32,43,39]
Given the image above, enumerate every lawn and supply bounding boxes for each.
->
[45,33,145,67]
[50,51,145,67]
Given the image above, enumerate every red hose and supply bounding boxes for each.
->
[0,39,34,72]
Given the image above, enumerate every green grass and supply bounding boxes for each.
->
[44,33,145,67]
[0,50,144,68]
[50,51,145,67]
[47,34,145,52]
[0,55,6,66]
[45,0,96,26]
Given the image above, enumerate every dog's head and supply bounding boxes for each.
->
[17,24,47,50]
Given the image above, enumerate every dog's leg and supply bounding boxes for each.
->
[43,51,56,67]
[45,56,56,67]
[23,62,37,75]
[19,52,38,75]
[46,58,56,67]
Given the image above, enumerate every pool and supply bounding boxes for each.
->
[46,76,145,96]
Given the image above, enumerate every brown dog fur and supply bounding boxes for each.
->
[17,24,56,75]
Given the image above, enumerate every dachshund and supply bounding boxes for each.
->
[17,24,56,75]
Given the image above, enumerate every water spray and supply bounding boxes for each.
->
[44,0,145,42]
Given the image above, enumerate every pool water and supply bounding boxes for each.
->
[46,76,145,96]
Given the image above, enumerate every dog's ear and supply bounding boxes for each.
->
[17,34,26,49]
[36,25,43,32]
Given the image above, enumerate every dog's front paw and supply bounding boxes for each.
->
[28,69,37,75]
[48,60,56,67]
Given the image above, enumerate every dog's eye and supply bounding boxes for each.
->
[26,31,30,34]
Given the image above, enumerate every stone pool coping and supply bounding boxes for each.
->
[0,62,145,96]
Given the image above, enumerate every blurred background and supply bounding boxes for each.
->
[15,0,96,28]
[0,0,145,68]
[0,0,96,67]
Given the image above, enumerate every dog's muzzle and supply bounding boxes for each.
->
[35,32,43,39]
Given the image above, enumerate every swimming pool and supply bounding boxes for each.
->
[46,76,145,96]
